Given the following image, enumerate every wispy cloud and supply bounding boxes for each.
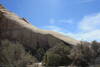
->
[79,13,100,31]
[78,30,100,41]
[66,30,100,41]
[42,13,100,41]
[42,25,68,33]
[49,19,73,25]
[68,13,100,41]
[42,25,62,32]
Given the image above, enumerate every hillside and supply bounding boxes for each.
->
[0,5,79,49]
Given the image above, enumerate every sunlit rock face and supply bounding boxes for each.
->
[0,5,79,51]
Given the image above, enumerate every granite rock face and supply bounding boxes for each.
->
[0,5,79,51]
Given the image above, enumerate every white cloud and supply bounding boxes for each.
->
[79,30,100,41]
[49,19,73,24]
[42,25,65,32]
[41,25,71,37]
[66,30,100,41]
[79,13,100,31]
[70,13,100,41]
[43,13,100,41]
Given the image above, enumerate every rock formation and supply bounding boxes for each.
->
[0,5,79,52]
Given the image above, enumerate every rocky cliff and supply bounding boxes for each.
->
[0,5,79,51]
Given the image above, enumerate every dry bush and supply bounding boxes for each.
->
[69,41,100,67]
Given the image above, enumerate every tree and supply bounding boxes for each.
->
[0,40,37,67]
[36,48,45,61]
[43,44,72,66]
[69,41,100,67]
[43,52,61,66]
[91,41,100,66]
[69,42,91,67]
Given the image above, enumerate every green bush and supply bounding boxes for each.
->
[43,44,72,66]
[0,40,37,67]
[36,48,45,61]
[43,52,61,66]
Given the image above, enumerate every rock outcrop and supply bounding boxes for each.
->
[0,5,79,52]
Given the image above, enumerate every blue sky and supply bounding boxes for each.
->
[0,0,100,41]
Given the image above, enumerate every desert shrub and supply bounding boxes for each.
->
[69,41,100,67]
[43,44,72,66]
[36,48,45,61]
[43,52,61,66]
[90,41,100,66]
[91,41,100,55]
[49,44,71,55]
[0,40,37,67]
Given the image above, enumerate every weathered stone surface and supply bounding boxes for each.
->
[0,5,79,51]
